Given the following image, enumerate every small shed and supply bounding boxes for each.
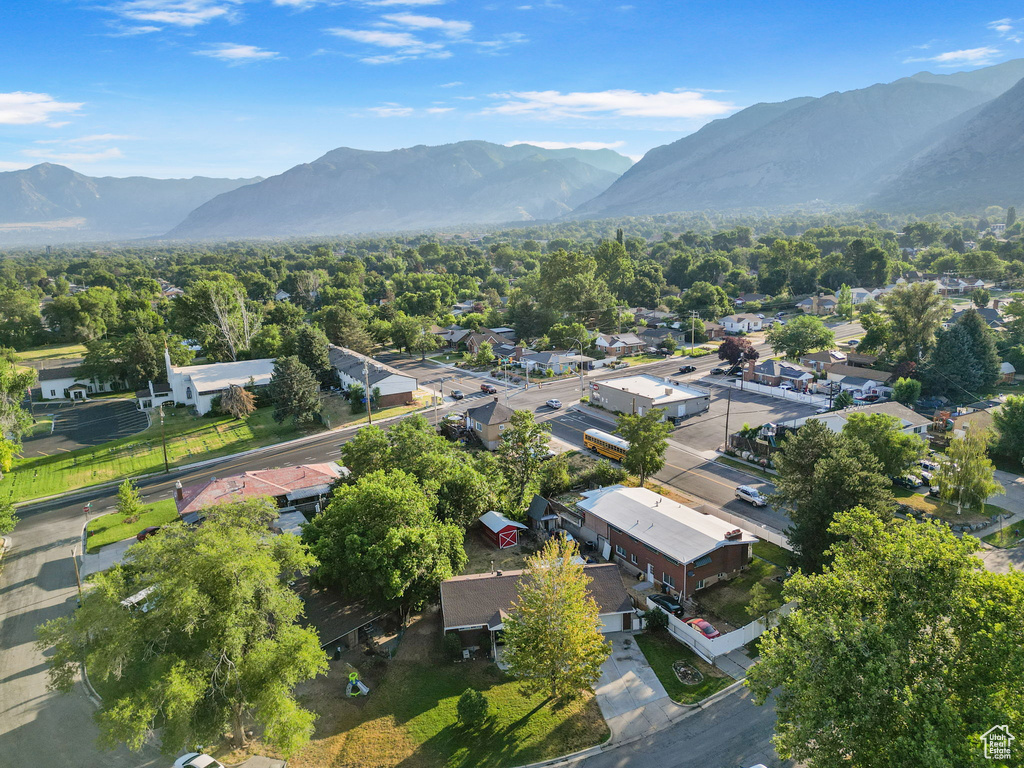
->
[526,494,559,532]
[479,510,527,549]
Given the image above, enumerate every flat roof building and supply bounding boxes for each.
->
[590,373,710,420]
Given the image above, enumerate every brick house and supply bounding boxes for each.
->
[595,333,646,357]
[571,485,755,600]
[796,294,838,315]
[744,358,814,390]
[464,332,508,356]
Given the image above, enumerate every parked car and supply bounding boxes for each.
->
[756,313,765,319]
[918,458,939,471]
[174,754,225,768]
[649,594,683,616]
[928,485,941,497]
[892,475,921,489]
[686,618,721,638]
[678,365,696,374]
[449,389,465,400]
[545,398,562,409]
[918,470,933,483]
[775,311,785,318]
[847,338,860,346]
[480,383,497,394]
[779,382,794,391]
[735,486,767,507]
[710,367,727,375]
[136,526,161,542]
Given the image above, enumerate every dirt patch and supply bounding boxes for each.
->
[462,526,543,575]
[672,661,704,686]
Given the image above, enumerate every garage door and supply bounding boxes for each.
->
[596,613,623,633]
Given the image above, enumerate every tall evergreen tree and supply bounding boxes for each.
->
[269,356,321,424]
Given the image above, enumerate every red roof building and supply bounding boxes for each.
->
[175,463,343,523]
[478,510,527,549]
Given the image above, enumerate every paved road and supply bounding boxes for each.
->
[575,687,790,768]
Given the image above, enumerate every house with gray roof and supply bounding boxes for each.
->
[329,345,417,407]
[465,398,515,450]
[36,359,118,401]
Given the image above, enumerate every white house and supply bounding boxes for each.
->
[137,349,276,415]
[37,360,117,401]
[779,401,931,436]
[328,345,417,407]
[720,314,763,334]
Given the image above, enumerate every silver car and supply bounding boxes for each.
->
[735,485,767,507]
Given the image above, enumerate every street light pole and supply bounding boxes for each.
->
[362,361,373,426]
[689,310,699,354]
[159,405,169,473]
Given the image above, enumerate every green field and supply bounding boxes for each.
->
[85,498,179,553]
[15,342,89,363]
[2,407,311,504]
[634,631,733,704]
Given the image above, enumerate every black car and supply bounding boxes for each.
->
[649,594,683,615]
[710,367,726,375]
[449,389,465,400]
[678,365,696,374]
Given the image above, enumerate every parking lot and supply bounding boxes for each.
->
[22,399,150,457]
[671,382,820,453]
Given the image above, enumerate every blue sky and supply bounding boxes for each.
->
[2,1,1023,178]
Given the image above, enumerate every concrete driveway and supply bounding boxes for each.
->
[23,399,149,457]
[595,633,686,741]
[80,537,135,578]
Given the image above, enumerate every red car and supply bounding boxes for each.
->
[480,383,497,394]
[136,526,161,542]
[686,618,721,638]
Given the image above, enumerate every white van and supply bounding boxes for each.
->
[735,486,767,507]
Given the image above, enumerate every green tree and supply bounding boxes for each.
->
[292,325,333,387]
[116,479,144,523]
[1007,205,1017,227]
[835,284,854,321]
[678,281,732,320]
[474,341,496,367]
[220,383,256,419]
[409,319,442,360]
[842,412,926,477]
[747,507,1024,768]
[856,309,890,354]
[269,356,321,424]
[169,274,262,361]
[746,582,783,631]
[658,333,678,354]
[926,310,1000,401]
[36,500,326,756]
[456,689,490,729]
[992,394,1024,465]
[0,357,36,442]
[891,376,922,406]
[772,420,893,572]
[880,282,950,361]
[766,314,835,359]
[832,390,854,410]
[617,409,671,487]
[971,287,991,308]
[389,313,423,353]
[502,538,610,699]
[498,410,551,516]
[302,469,466,619]
[434,462,494,528]
[0,499,15,536]
[935,429,1004,516]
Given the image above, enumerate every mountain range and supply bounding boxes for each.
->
[4,60,1024,245]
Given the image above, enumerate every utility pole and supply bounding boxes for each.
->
[71,547,82,604]
[159,405,169,473]
[723,387,733,449]
[362,361,373,426]
[689,310,699,354]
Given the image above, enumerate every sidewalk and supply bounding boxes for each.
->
[972,469,1024,540]
[714,648,757,680]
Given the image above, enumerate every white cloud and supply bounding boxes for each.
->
[23,147,124,163]
[904,46,1002,66]
[439,81,463,88]
[105,23,163,36]
[361,0,445,5]
[507,140,626,150]
[474,31,527,50]
[326,26,451,61]
[988,18,1023,43]
[35,134,138,145]
[367,103,415,116]
[0,92,83,126]
[107,0,239,28]
[485,89,737,120]
[426,107,454,113]
[195,42,282,64]
[381,13,471,37]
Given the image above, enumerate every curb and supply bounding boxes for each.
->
[81,662,103,707]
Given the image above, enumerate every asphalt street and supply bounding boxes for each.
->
[1,323,863,766]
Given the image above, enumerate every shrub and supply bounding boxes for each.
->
[456,688,490,728]
[443,632,463,662]
[643,609,668,631]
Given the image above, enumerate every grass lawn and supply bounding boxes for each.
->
[429,352,465,364]
[634,631,733,704]
[982,526,1024,548]
[617,352,674,366]
[892,487,1005,525]
[319,393,425,430]
[24,416,53,438]
[85,498,179,553]
[290,612,608,768]
[752,539,792,569]
[715,456,776,481]
[696,558,784,628]
[1,407,312,504]
[15,342,88,362]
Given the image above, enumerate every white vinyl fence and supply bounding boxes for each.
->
[714,378,831,406]
[649,596,797,663]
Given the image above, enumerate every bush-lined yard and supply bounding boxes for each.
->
[85,498,179,553]
[2,407,311,504]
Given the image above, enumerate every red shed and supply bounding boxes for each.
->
[479,510,527,549]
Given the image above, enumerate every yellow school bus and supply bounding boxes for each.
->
[583,428,630,461]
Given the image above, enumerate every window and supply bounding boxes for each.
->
[498,424,505,431]
[475,421,483,430]
[185,387,192,399]
[614,544,627,557]
[630,553,637,565]
[662,573,675,588]
[695,579,706,590]
[50,390,55,397]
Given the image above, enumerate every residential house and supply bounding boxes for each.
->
[945,306,1005,330]
[488,327,517,341]
[437,326,472,348]
[744,359,814,391]
[849,287,878,305]
[518,351,593,375]
[1000,362,1017,384]
[637,326,677,348]
[478,510,527,549]
[440,563,635,658]
[525,494,559,533]
[734,293,767,306]
[595,332,646,357]
[274,289,291,302]
[464,332,508,356]
[328,345,417,407]
[846,351,880,368]
[630,307,674,325]
[799,349,848,372]
[36,360,117,401]
[174,462,343,524]
[824,364,893,399]
[796,294,838,315]
[780,401,931,436]
[465,398,515,450]
[720,314,763,334]
[138,348,275,415]
[703,321,726,341]
[572,485,756,600]
[590,374,711,419]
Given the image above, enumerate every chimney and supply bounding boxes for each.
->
[174,480,183,501]
[993,298,1001,310]
[725,528,742,541]
[665,387,673,396]
[744,358,756,381]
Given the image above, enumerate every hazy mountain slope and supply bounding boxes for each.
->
[870,76,1024,212]
[0,164,260,244]
[575,59,1024,218]
[166,141,626,239]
